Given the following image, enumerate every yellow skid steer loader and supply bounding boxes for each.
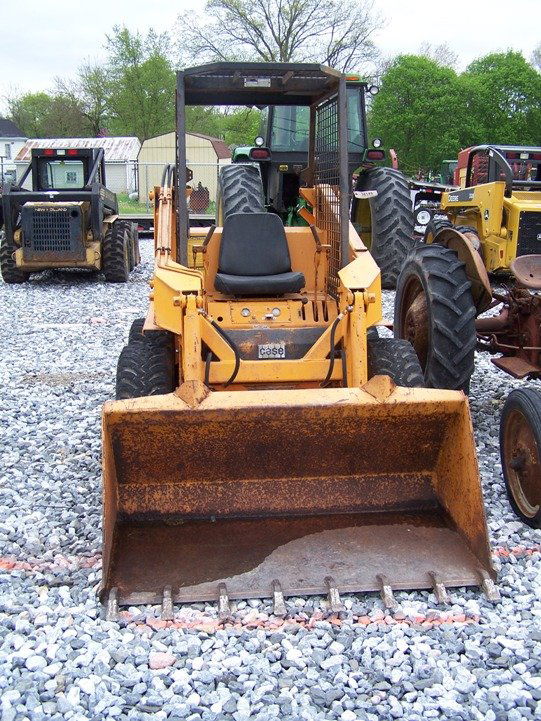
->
[101,63,496,618]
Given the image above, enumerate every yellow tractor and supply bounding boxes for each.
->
[100,63,496,619]
[395,144,541,528]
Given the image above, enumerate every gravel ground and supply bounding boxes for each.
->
[1,238,540,721]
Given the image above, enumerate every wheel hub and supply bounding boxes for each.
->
[504,409,540,518]
[404,293,429,369]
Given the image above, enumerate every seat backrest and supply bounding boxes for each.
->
[219,213,292,277]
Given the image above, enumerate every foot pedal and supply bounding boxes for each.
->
[272,580,287,617]
[325,576,344,613]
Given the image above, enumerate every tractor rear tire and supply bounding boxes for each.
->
[394,243,476,393]
[0,232,29,284]
[116,338,175,399]
[423,217,453,243]
[367,337,425,387]
[103,221,130,283]
[500,388,541,529]
[352,167,415,289]
[218,164,265,221]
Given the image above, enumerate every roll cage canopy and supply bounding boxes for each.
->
[180,62,342,106]
[175,62,349,266]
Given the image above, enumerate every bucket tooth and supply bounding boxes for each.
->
[161,585,174,621]
[272,580,287,618]
[377,575,398,610]
[325,576,344,613]
[429,572,450,605]
[106,587,119,622]
[479,570,500,602]
[218,583,231,621]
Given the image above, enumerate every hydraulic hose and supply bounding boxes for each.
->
[209,319,240,388]
[321,306,353,387]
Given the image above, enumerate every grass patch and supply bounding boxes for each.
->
[117,193,150,215]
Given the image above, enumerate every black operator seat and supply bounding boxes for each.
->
[214,213,305,296]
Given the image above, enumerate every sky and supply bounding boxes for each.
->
[1,0,539,113]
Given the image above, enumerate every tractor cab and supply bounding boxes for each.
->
[30,147,106,191]
[233,77,383,217]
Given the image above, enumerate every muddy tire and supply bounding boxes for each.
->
[127,317,173,346]
[352,167,415,289]
[122,221,140,268]
[394,243,476,393]
[0,231,29,284]
[103,221,130,283]
[218,164,265,221]
[116,338,175,399]
[423,217,453,243]
[367,337,425,387]
[500,388,541,529]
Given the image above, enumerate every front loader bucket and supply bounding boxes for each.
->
[101,382,496,611]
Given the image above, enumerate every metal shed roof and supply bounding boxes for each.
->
[15,136,141,163]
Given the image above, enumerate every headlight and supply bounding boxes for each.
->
[368,85,379,96]
[372,138,382,148]
[254,136,265,147]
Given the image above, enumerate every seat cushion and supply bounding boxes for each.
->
[219,213,292,276]
[215,271,305,296]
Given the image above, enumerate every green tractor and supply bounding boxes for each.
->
[230,76,414,288]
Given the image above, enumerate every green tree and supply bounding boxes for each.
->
[462,51,541,145]
[56,63,112,136]
[105,26,176,140]
[8,91,89,137]
[8,92,54,137]
[369,55,463,175]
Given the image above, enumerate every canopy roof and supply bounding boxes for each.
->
[180,62,342,106]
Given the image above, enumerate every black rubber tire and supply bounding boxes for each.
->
[499,388,541,529]
[122,221,140,269]
[122,222,135,271]
[127,317,173,346]
[219,164,265,220]
[367,337,425,387]
[394,243,476,393]
[423,217,453,243]
[103,221,130,283]
[0,232,29,284]
[352,167,415,289]
[454,224,479,236]
[116,339,175,399]
[131,223,141,265]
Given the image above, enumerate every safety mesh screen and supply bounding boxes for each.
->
[314,95,341,297]
[26,210,73,252]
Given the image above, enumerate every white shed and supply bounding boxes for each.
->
[14,137,141,193]
[137,132,231,206]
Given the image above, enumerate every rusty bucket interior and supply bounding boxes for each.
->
[101,385,495,610]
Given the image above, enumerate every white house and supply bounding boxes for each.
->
[14,136,141,193]
[0,119,27,183]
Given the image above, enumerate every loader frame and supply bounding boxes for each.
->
[102,63,496,616]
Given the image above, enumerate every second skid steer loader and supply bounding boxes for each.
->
[101,63,497,618]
